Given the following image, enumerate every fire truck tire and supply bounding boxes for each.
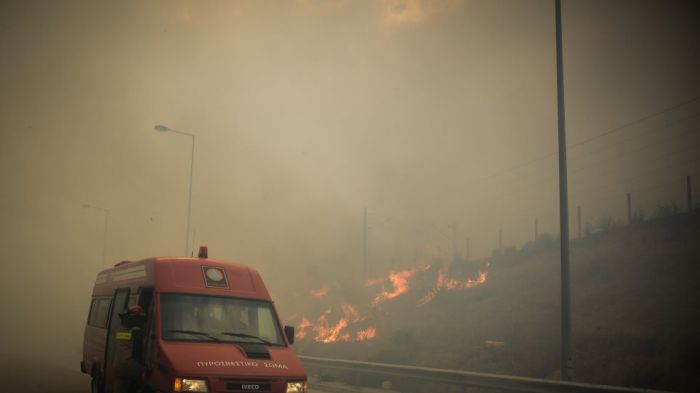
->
[90,367,104,393]
[138,388,162,393]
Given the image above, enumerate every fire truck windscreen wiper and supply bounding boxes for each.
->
[167,329,221,342]
[220,331,272,345]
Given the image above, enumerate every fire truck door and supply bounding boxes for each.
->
[103,288,130,393]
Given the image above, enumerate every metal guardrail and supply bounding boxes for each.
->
[299,355,673,393]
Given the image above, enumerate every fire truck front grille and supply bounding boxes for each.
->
[219,377,277,392]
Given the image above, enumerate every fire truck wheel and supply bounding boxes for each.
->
[90,368,103,393]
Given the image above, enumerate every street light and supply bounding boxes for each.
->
[82,203,109,269]
[154,124,196,256]
[554,0,572,381]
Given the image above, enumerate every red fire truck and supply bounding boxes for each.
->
[81,247,307,393]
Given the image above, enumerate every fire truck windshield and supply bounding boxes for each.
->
[160,293,285,345]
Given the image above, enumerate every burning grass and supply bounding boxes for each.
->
[284,213,700,392]
[290,262,490,344]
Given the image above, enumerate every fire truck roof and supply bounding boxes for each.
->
[90,256,271,301]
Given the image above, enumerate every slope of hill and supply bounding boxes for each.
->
[292,212,700,392]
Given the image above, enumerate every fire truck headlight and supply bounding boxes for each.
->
[286,381,308,393]
[173,377,209,392]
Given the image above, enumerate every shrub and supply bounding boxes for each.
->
[654,202,679,219]
[596,216,623,232]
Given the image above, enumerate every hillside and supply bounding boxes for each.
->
[288,212,700,392]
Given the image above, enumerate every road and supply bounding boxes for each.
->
[0,352,344,393]
[1,352,89,392]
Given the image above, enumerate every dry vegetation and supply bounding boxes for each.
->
[297,212,700,393]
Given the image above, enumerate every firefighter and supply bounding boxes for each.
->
[113,304,147,393]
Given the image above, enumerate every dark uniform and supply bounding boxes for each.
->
[113,308,145,393]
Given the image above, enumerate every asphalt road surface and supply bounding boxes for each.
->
[0,352,342,393]
[1,352,89,392]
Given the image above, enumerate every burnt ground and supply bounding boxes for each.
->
[293,212,700,393]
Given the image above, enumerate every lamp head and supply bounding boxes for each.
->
[154,124,170,132]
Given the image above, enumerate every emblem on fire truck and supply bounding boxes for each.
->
[202,266,229,289]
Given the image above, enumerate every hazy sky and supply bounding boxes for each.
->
[1,0,699,350]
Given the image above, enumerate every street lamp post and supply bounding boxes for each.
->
[154,124,195,256]
[555,0,573,381]
[82,203,109,269]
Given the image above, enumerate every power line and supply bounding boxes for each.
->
[455,98,700,193]
[488,124,697,205]
[570,153,700,200]
[478,142,700,210]
[496,163,700,238]
[577,168,700,207]
[567,96,700,149]
[365,98,700,257]
[568,126,700,176]
[505,124,699,199]
[567,111,700,161]
[458,123,699,209]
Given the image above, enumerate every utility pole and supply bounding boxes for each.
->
[191,229,196,256]
[465,237,470,261]
[555,0,573,381]
[688,176,693,213]
[535,218,539,241]
[577,206,582,239]
[627,192,632,225]
[363,207,368,282]
[498,228,503,254]
[451,221,457,262]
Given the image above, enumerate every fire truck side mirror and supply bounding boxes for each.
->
[284,325,295,345]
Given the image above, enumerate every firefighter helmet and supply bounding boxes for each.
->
[125,304,145,316]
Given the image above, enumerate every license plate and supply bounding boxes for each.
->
[227,383,272,391]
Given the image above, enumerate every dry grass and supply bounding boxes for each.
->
[299,213,700,392]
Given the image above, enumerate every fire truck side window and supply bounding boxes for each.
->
[88,298,112,328]
[138,288,154,315]
[88,299,99,325]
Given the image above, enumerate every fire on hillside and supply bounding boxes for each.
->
[291,262,489,344]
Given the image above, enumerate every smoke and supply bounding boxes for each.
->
[0,1,698,387]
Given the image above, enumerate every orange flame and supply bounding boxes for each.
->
[296,263,487,343]
[356,327,377,341]
[310,286,330,298]
[341,302,362,322]
[364,276,386,286]
[417,267,488,307]
[438,270,488,290]
[297,303,376,343]
[368,264,430,306]
[416,291,436,307]
[314,317,349,343]
[313,308,350,343]
[295,317,313,340]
